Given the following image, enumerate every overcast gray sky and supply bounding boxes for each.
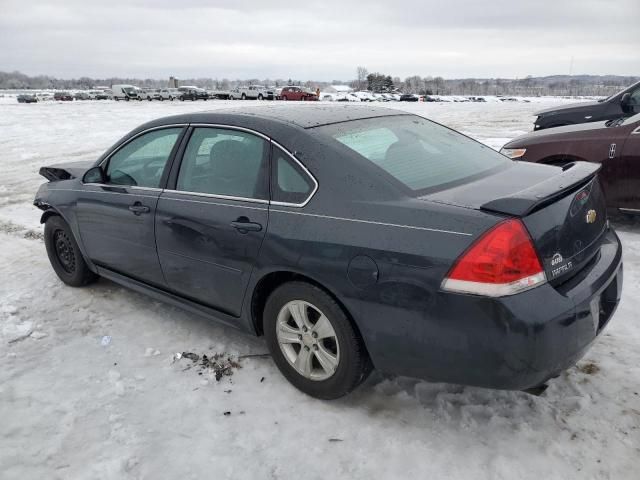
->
[1,0,638,80]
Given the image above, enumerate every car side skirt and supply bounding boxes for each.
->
[96,265,254,334]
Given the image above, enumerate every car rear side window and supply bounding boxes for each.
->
[317,116,510,194]
[176,127,269,200]
[271,146,315,205]
[106,127,182,188]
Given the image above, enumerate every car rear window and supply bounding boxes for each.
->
[316,115,510,194]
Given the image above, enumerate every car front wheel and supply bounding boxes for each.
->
[44,216,98,287]
[264,281,371,399]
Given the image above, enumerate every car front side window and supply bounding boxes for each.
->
[176,127,269,200]
[105,128,182,188]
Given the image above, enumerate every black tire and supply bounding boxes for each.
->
[44,216,98,287]
[241,93,246,100]
[258,94,263,100]
[264,281,371,399]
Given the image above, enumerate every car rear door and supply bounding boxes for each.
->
[76,126,185,287]
[155,126,269,317]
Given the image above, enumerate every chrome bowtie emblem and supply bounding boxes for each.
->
[586,209,597,224]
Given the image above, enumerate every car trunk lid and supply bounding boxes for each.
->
[423,161,607,284]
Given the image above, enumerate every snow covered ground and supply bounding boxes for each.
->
[1,98,638,479]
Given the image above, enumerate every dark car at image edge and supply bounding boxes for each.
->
[502,113,640,214]
[534,80,640,130]
[34,105,623,399]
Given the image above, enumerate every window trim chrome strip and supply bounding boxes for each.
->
[83,183,163,192]
[96,123,189,170]
[162,189,269,205]
[84,122,318,208]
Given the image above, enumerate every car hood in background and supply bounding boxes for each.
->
[534,100,603,116]
[503,119,610,147]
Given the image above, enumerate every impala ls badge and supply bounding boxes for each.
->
[609,143,616,159]
[586,209,597,224]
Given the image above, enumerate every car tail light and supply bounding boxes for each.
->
[441,219,546,297]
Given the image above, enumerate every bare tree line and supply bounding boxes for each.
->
[1,69,637,97]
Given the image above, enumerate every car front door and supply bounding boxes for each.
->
[76,126,185,287]
[155,126,269,317]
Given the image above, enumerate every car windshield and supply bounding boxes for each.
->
[316,115,510,194]
[602,82,639,102]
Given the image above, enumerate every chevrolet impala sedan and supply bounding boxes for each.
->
[34,105,623,399]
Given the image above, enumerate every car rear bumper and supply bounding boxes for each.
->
[354,228,623,390]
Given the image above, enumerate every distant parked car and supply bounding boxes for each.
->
[167,88,181,100]
[353,91,376,102]
[502,113,640,213]
[94,90,112,100]
[152,89,176,101]
[54,92,74,101]
[74,92,91,100]
[280,86,317,101]
[138,88,155,101]
[178,87,209,101]
[533,81,640,131]
[237,85,275,100]
[335,93,360,102]
[112,85,139,101]
[17,94,38,103]
[36,93,54,102]
[399,94,419,102]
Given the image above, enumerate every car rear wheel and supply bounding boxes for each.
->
[264,281,371,399]
[282,95,287,101]
[241,93,246,100]
[44,216,98,287]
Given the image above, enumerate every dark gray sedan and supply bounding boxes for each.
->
[34,105,623,399]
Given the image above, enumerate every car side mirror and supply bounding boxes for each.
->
[83,166,106,184]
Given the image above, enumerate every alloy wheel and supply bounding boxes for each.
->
[276,300,340,381]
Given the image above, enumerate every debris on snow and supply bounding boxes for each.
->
[30,331,48,339]
[173,351,242,381]
[578,362,600,375]
[100,335,112,346]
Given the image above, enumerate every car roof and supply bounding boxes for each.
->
[150,104,409,129]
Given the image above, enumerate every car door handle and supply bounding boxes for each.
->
[231,218,262,233]
[128,202,150,215]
